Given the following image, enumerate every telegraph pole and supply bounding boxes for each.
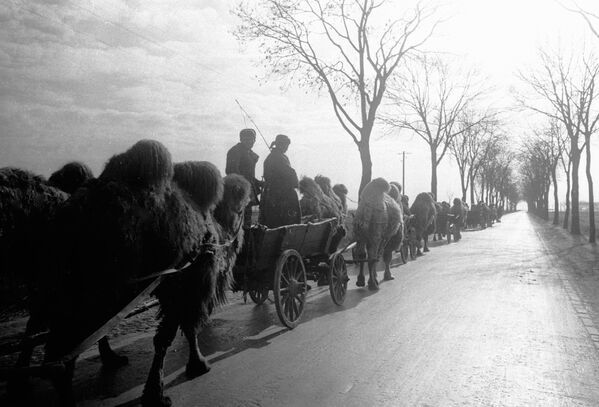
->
[398,151,411,195]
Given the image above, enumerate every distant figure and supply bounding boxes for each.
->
[449,198,464,241]
[226,128,262,226]
[259,134,300,228]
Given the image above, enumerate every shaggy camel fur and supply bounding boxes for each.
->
[1,165,127,398]
[0,169,71,390]
[48,162,93,194]
[332,183,348,215]
[410,192,437,255]
[380,184,405,281]
[299,176,341,221]
[143,165,250,407]
[41,140,218,406]
[0,168,67,298]
[353,178,402,290]
[315,175,344,213]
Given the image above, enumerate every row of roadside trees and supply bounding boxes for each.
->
[235,0,518,210]
[518,40,599,242]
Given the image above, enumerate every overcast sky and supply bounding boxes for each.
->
[1,0,598,205]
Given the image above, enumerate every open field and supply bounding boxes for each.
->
[548,207,599,241]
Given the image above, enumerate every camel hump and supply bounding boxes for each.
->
[174,161,224,212]
[49,162,94,194]
[101,139,173,189]
[359,177,390,203]
[222,174,251,206]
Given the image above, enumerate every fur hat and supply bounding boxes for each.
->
[272,134,290,148]
[239,128,256,140]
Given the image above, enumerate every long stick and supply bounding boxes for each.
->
[235,99,271,149]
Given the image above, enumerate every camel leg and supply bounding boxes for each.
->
[355,243,366,287]
[356,262,365,287]
[15,313,43,368]
[52,358,76,407]
[98,336,128,369]
[142,315,179,407]
[367,260,379,290]
[8,313,45,395]
[382,248,394,281]
[423,235,430,252]
[181,323,211,378]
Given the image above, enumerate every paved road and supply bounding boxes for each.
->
[5,211,599,406]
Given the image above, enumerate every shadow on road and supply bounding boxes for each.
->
[64,266,384,405]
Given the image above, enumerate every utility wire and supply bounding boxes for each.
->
[235,99,272,149]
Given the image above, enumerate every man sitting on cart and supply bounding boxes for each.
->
[259,134,301,228]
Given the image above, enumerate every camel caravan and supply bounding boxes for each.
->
[0,135,503,406]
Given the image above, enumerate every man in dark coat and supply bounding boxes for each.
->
[259,134,300,228]
[226,128,262,226]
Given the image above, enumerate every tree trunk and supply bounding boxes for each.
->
[430,150,438,200]
[459,167,467,202]
[480,177,485,204]
[552,166,559,225]
[563,160,571,229]
[527,199,536,212]
[469,173,475,206]
[571,147,581,235]
[543,182,550,220]
[585,140,595,243]
[358,140,373,197]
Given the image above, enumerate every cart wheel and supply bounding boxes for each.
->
[274,249,306,329]
[446,222,452,244]
[249,286,269,305]
[400,243,408,264]
[329,252,348,305]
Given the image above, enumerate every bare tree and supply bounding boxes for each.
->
[449,115,472,202]
[536,120,566,225]
[563,2,599,39]
[519,137,552,217]
[518,48,598,237]
[477,137,510,205]
[234,0,438,194]
[469,128,501,206]
[559,129,573,229]
[450,112,496,203]
[384,56,488,198]
[577,59,599,242]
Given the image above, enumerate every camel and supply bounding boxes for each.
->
[299,176,341,221]
[352,178,402,290]
[409,192,437,255]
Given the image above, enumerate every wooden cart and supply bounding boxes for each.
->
[233,218,353,329]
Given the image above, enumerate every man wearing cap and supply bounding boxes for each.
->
[226,128,262,226]
[259,134,301,228]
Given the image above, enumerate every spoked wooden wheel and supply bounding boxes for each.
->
[249,286,269,305]
[329,252,349,305]
[274,249,307,329]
